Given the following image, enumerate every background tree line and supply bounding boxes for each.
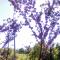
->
[0,43,60,60]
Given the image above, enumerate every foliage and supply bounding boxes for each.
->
[17,46,31,54]
[18,48,25,54]
[0,48,17,60]
[0,0,60,60]
[28,43,60,60]
[29,43,40,60]
[8,0,60,46]
[56,44,60,60]
[48,47,54,60]
[0,43,60,60]
[0,19,21,48]
[0,48,29,60]
[8,0,60,59]
[25,46,31,54]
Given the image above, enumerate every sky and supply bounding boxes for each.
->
[0,0,60,49]
[0,0,37,49]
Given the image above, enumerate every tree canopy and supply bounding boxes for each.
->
[8,0,60,47]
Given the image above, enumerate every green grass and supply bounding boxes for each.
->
[16,53,38,60]
[16,54,29,60]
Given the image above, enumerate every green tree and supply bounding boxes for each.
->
[29,43,40,60]
[18,48,25,54]
[0,48,17,60]
[48,47,54,60]
[56,44,60,60]
[25,46,31,54]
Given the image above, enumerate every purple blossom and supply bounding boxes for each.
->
[0,18,20,47]
[8,0,60,47]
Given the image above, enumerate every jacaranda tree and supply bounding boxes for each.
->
[0,18,21,47]
[0,0,60,60]
[0,18,21,60]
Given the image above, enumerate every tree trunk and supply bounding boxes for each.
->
[14,34,16,60]
[38,40,43,60]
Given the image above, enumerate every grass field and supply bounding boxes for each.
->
[16,54,38,60]
[16,54,29,60]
